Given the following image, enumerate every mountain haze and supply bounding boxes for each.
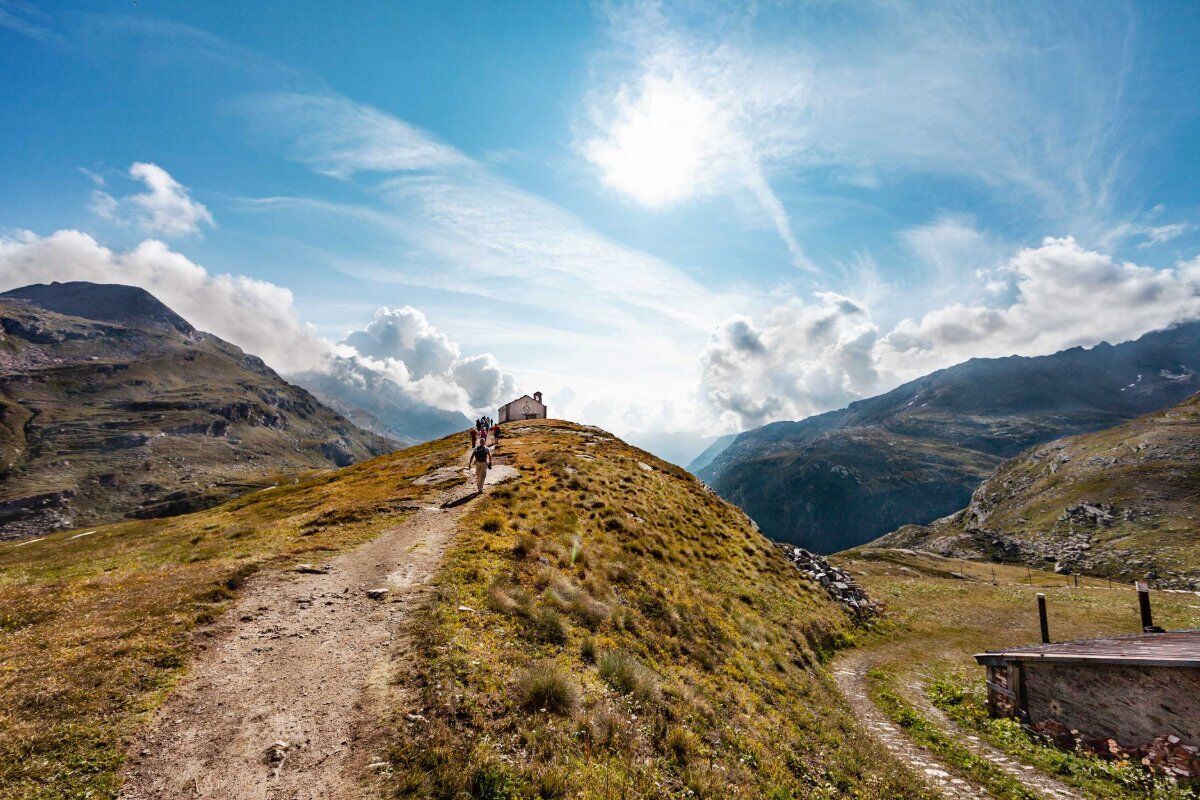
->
[0,281,396,538]
[700,322,1200,552]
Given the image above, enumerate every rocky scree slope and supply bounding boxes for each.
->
[0,281,396,538]
[386,420,925,800]
[700,322,1200,553]
[873,392,1200,589]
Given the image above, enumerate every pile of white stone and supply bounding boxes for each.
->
[775,542,879,617]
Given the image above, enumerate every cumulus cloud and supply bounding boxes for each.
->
[89,163,214,237]
[701,293,879,428]
[0,229,325,372]
[343,306,459,378]
[702,238,1200,428]
[336,306,516,416]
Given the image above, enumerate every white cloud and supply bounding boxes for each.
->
[703,238,1200,428]
[242,93,466,178]
[337,306,515,415]
[343,306,459,378]
[89,163,214,237]
[899,215,1009,291]
[700,293,879,428]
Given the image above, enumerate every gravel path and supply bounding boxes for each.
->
[904,676,1084,800]
[833,654,984,799]
[120,441,515,800]
[834,652,1086,800]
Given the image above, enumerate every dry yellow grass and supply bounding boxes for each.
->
[0,434,463,800]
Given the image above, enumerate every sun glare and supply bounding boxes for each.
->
[586,75,724,208]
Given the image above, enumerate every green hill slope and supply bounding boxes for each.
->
[872,392,1200,588]
[0,421,931,800]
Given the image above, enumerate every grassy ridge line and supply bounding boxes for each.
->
[385,420,938,799]
[0,433,463,800]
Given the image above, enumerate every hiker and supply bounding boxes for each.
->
[469,427,478,447]
[467,438,492,494]
[491,422,500,443]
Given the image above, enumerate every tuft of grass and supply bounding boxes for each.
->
[528,606,568,644]
[597,649,660,705]
[663,725,697,764]
[517,662,580,716]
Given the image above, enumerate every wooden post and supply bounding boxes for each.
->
[1037,593,1050,643]
[1136,581,1155,632]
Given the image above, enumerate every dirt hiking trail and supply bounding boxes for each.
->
[120,439,516,800]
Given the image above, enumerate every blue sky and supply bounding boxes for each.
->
[3,0,1200,456]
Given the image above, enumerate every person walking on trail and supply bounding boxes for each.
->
[467,438,492,494]
[469,427,478,447]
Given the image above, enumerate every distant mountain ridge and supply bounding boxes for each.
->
[870,391,1200,589]
[0,281,397,538]
[700,321,1200,553]
[291,358,470,446]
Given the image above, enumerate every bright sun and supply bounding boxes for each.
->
[585,74,725,208]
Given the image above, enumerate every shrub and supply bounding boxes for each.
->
[580,637,597,662]
[598,650,659,705]
[518,662,579,715]
[481,517,503,533]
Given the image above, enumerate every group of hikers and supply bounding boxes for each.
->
[467,416,500,494]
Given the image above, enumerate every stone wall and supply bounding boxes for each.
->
[1022,662,1200,747]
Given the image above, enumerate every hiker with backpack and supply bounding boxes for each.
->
[467,437,492,494]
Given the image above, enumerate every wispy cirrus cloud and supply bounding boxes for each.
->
[581,1,1148,256]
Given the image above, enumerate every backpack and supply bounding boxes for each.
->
[473,445,490,462]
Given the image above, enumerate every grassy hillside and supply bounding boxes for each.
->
[384,420,927,799]
[0,421,935,800]
[875,392,1200,588]
[0,290,395,538]
[833,548,1200,799]
[0,433,461,800]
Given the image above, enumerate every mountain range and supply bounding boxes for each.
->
[699,321,1200,553]
[0,281,396,538]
